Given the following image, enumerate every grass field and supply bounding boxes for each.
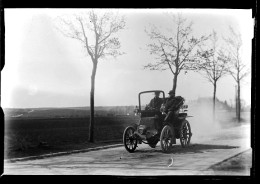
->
[4,108,139,159]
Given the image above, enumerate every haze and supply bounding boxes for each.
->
[2,9,253,108]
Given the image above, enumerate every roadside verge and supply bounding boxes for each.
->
[5,143,123,163]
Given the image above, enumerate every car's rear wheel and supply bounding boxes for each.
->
[123,126,137,153]
[179,120,192,147]
[160,125,173,153]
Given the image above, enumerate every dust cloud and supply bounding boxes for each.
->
[186,101,232,143]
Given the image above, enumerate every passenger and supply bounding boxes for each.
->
[163,90,184,121]
[164,90,176,112]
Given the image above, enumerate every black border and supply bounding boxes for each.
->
[0,0,257,182]
[0,0,257,9]
[0,3,4,179]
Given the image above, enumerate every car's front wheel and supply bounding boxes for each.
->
[123,126,137,153]
[160,125,174,153]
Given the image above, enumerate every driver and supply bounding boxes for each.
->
[147,91,164,111]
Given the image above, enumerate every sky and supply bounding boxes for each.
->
[2,9,253,108]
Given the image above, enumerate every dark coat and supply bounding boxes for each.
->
[164,96,184,112]
[148,97,164,110]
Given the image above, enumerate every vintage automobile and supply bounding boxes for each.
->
[123,90,192,153]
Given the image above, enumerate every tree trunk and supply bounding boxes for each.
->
[172,73,178,94]
[213,81,217,122]
[237,81,241,122]
[89,61,97,143]
[235,85,238,120]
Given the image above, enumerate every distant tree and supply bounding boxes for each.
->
[240,99,246,112]
[223,100,231,110]
[229,99,234,110]
[196,31,230,120]
[57,10,125,142]
[144,14,210,94]
[223,26,250,122]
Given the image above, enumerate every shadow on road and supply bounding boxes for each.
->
[135,144,239,154]
[171,144,239,154]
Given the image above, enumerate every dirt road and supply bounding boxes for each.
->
[3,124,251,175]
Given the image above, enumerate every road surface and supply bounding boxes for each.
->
[3,124,251,175]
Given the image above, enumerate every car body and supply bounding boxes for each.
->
[123,90,192,153]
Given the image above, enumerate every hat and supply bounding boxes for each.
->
[168,90,175,95]
[154,91,160,95]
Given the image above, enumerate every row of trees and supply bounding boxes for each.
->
[144,14,249,122]
[57,10,250,142]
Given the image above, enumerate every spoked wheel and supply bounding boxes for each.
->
[160,125,174,153]
[179,120,192,147]
[123,126,137,153]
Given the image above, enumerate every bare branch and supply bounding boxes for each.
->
[160,43,175,75]
[224,26,249,86]
[144,13,209,78]
[239,70,250,81]
[195,31,230,87]
[77,16,95,61]
[57,10,125,62]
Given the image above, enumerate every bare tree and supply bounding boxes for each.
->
[224,26,250,122]
[57,10,125,142]
[196,31,229,119]
[144,14,209,94]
